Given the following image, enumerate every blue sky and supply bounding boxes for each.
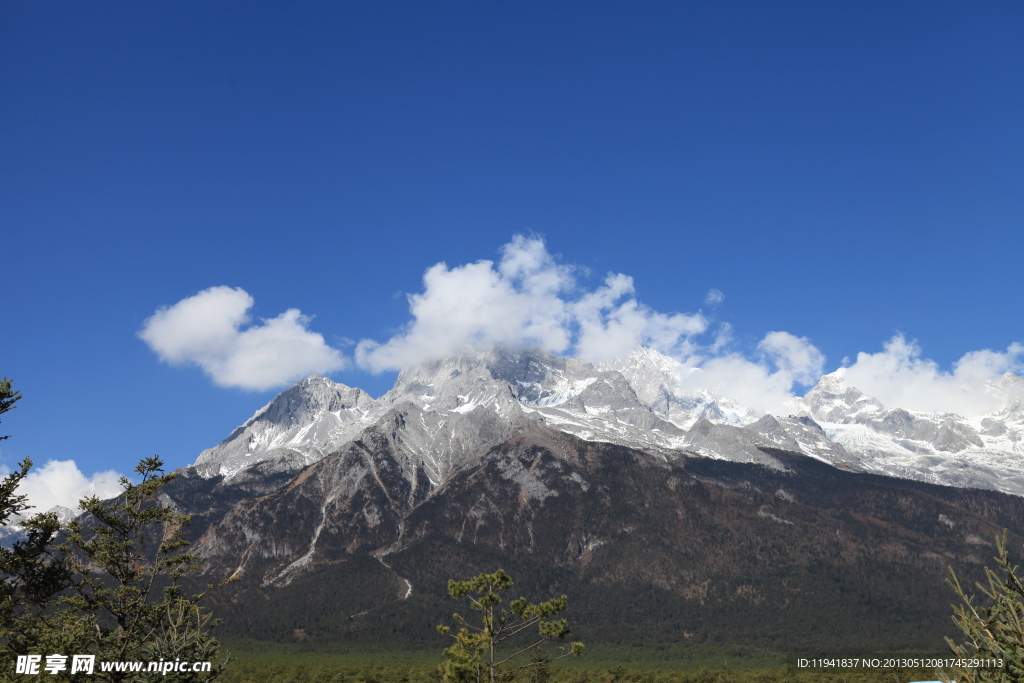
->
[2,1,1022,507]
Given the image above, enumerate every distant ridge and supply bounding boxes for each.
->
[191,345,1024,496]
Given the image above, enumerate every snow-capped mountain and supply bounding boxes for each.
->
[163,344,1024,651]
[194,346,690,484]
[793,368,1024,493]
[193,378,377,478]
[189,345,1024,496]
[601,346,762,426]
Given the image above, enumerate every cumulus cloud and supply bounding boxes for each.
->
[840,335,1024,417]
[352,236,832,412]
[572,274,707,362]
[1,459,124,516]
[668,332,1023,418]
[355,235,707,372]
[758,331,826,386]
[666,332,826,413]
[676,354,801,414]
[351,236,838,412]
[139,286,346,391]
[137,240,1021,420]
[704,288,725,306]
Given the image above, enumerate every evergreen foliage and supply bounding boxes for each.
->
[0,379,71,669]
[436,570,583,683]
[52,456,230,681]
[942,533,1024,683]
[1,458,230,682]
[0,460,69,671]
[0,379,229,682]
[0,378,21,441]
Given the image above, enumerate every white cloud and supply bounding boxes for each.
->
[667,332,1023,418]
[4,459,124,515]
[676,353,799,414]
[572,274,707,362]
[666,332,825,414]
[136,241,1022,421]
[840,335,1024,417]
[704,288,725,306]
[139,286,346,391]
[353,236,838,412]
[355,235,707,371]
[352,237,832,412]
[758,331,826,386]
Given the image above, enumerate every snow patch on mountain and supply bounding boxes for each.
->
[602,348,762,427]
[193,376,377,478]
[189,346,1024,497]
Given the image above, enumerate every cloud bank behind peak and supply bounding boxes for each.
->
[138,236,1022,418]
[355,235,708,372]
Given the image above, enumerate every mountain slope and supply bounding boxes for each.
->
[172,425,1024,652]
[156,345,1024,652]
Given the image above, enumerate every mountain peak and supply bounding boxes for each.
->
[192,375,377,478]
[188,343,1024,497]
[800,371,884,422]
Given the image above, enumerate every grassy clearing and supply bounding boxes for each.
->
[217,641,943,683]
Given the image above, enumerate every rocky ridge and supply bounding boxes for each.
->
[190,345,1024,496]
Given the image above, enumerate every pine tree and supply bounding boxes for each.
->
[0,466,69,675]
[53,456,231,682]
[943,532,1024,683]
[0,378,70,671]
[436,569,583,683]
[0,377,22,441]
[0,379,229,682]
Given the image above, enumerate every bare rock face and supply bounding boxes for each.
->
[745,414,860,470]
